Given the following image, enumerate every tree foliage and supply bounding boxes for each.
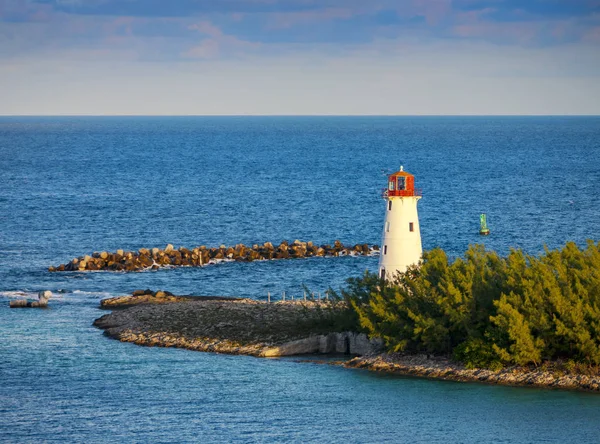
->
[344,241,600,368]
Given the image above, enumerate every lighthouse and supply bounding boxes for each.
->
[378,166,422,280]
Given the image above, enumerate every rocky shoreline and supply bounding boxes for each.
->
[345,354,600,392]
[50,240,378,272]
[94,291,600,393]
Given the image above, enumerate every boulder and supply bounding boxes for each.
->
[38,291,51,303]
[165,244,174,253]
[9,300,28,308]
[275,250,290,259]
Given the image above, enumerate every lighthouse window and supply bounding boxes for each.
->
[397,177,406,190]
[388,201,392,211]
[384,245,388,255]
[409,222,414,232]
[386,222,390,232]
[388,181,395,191]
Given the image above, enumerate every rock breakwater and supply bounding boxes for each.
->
[51,240,378,272]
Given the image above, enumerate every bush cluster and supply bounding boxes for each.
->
[341,241,600,369]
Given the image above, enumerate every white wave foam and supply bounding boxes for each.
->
[0,290,37,300]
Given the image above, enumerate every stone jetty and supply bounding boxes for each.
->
[49,240,378,272]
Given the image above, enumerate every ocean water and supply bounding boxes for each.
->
[1,116,600,443]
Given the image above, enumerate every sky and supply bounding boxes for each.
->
[1,0,599,115]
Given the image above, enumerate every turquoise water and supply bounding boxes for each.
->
[1,116,600,442]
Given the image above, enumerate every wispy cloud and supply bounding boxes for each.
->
[184,20,260,59]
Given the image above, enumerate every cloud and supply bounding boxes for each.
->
[582,25,600,42]
[31,0,324,16]
[265,8,354,29]
[184,20,260,59]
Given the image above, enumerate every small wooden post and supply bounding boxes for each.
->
[325,290,329,301]
[318,292,321,302]
[291,294,294,301]
[268,292,271,303]
[282,291,286,301]
[311,292,314,301]
[303,291,307,301]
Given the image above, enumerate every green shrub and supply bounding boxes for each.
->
[453,338,503,371]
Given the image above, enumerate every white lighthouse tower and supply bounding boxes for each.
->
[378,166,422,280]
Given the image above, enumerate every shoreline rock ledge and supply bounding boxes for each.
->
[51,240,379,272]
[94,291,383,357]
[344,354,600,392]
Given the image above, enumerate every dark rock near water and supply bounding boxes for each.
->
[10,290,51,308]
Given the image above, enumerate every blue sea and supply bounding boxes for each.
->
[1,116,600,443]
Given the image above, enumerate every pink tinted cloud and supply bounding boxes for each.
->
[189,20,223,37]
[418,0,452,25]
[396,0,452,26]
[453,21,539,44]
[185,20,260,59]
[454,7,496,24]
[266,8,355,29]
[582,25,600,42]
[0,0,53,22]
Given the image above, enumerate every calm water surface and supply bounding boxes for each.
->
[1,116,600,442]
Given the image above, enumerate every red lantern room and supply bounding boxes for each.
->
[383,166,421,198]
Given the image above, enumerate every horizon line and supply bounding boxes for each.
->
[1,114,599,118]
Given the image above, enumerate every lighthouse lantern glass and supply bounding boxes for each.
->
[397,177,406,190]
[388,181,395,191]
